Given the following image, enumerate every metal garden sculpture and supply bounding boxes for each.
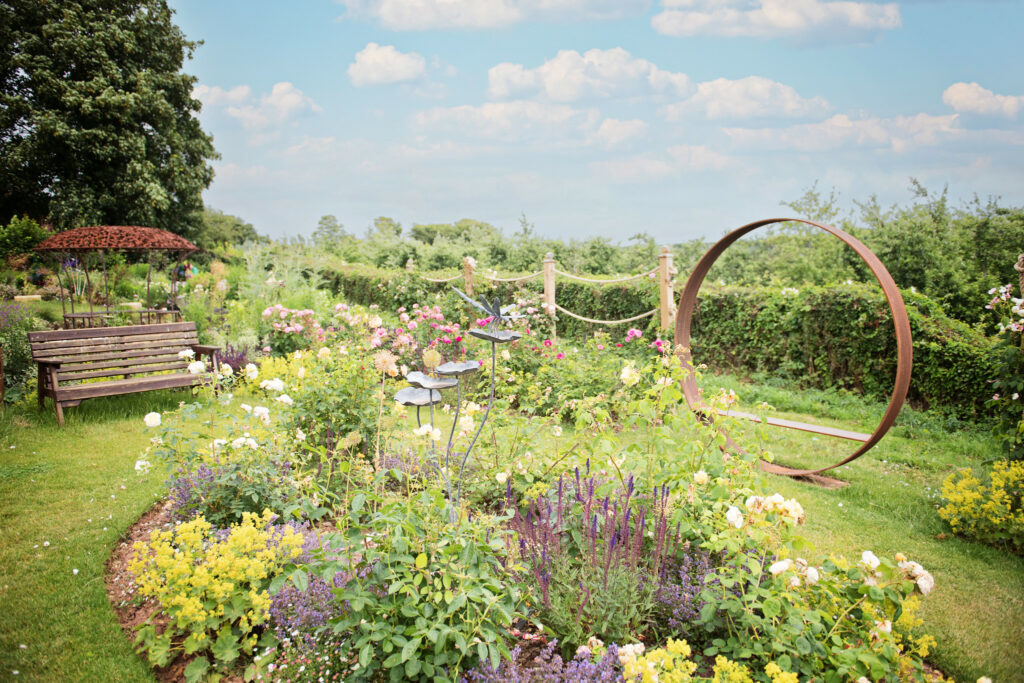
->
[394,288,521,518]
[674,217,912,478]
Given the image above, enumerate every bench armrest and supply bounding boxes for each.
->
[190,344,221,358]
[36,359,63,369]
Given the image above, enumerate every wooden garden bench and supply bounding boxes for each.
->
[28,321,219,426]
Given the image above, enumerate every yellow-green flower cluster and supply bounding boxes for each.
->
[711,655,753,683]
[617,640,698,683]
[129,510,303,660]
[939,460,1024,552]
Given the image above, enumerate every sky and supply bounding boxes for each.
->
[169,0,1024,243]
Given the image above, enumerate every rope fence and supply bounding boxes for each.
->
[553,303,658,325]
[553,268,657,284]
[409,247,677,338]
[483,271,543,283]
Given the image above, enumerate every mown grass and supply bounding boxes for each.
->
[1,376,1022,682]
[703,373,1024,683]
[0,391,188,683]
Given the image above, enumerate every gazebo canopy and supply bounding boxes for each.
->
[34,225,198,253]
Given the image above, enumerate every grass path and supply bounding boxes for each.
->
[0,393,186,682]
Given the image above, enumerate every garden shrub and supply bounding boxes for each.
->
[298,492,525,682]
[0,216,48,259]
[129,510,305,682]
[0,302,47,402]
[938,460,1024,555]
[984,283,1024,459]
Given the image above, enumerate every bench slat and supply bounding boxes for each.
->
[28,322,197,343]
[33,340,199,362]
[58,373,208,401]
[29,332,199,354]
[36,347,200,367]
[58,361,192,382]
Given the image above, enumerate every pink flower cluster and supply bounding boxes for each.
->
[625,328,643,342]
[262,304,326,341]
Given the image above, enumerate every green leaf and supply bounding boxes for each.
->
[211,627,240,663]
[359,643,372,669]
[402,637,422,662]
[415,552,428,569]
[183,656,210,683]
[291,569,309,593]
[405,658,422,678]
[351,493,366,513]
[762,597,782,619]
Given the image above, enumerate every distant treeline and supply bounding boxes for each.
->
[300,184,1024,325]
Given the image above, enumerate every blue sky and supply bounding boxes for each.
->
[170,0,1024,243]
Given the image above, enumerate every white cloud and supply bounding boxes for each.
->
[591,156,676,183]
[667,144,734,170]
[590,118,648,147]
[348,43,427,86]
[225,82,322,131]
[414,100,599,141]
[661,76,829,119]
[489,48,690,102]
[724,112,961,152]
[339,0,647,30]
[193,84,252,106]
[943,82,1024,119]
[652,0,901,41]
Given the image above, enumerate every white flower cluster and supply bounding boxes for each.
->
[768,557,820,587]
[187,360,206,374]
[177,349,195,360]
[744,493,805,524]
[414,423,442,441]
[143,412,161,428]
[620,363,642,387]
[134,458,151,475]
[260,377,285,393]
[895,553,935,596]
[244,363,259,381]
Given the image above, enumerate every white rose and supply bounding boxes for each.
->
[295,428,306,442]
[241,403,252,413]
[187,360,206,374]
[219,363,233,377]
[693,470,709,485]
[495,472,509,485]
[134,459,151,475]
[317,347,331,360]
[804,566,820,585]
[244,363,259,380]
[725,505,743,529]
[177,349,195,360]
[143,412,161,428]
[861,550,881,571]
[769,559,793,577]
[276,394,294,406]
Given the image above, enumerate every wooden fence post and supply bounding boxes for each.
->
[462,256,475,297]
[659,246,675,331]
[543,252,557,338]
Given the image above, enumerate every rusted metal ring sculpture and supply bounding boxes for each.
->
[674,218,913,476]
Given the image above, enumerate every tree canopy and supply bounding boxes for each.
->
[0,0,217,236]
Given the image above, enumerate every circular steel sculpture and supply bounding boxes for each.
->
[674,217,913,476]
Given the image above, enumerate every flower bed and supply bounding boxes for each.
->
[118,296,944,682]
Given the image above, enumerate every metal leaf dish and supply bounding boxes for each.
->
[435,361,481,376]
[405,371,458,390]
[469,328,522,344]
[394,387,443,406]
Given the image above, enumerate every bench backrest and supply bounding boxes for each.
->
[28,322,200,383]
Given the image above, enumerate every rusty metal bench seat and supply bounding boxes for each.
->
[28,322,218,426]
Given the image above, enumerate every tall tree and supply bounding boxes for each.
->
[0,0,217,236]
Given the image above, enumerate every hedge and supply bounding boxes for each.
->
[321,265,996,416]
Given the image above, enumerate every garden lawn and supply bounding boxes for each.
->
[706,375,1024,683]
[0,390,191,683]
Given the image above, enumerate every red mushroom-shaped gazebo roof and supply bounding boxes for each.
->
[34,225,198,253]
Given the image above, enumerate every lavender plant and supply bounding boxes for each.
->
[506,468,683,652]
[462,640,623,682]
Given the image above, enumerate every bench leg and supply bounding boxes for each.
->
[54,400,65,427]
[37,370,45,409]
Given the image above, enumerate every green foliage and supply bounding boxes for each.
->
[129,510,304,679]
[985,283,1024,459]
[195,208,265,251]
[939,461,1024,555]
[0,216,49,259]
[0,301,46,402]
[0,0,217,235]
[304,492,524,682]
[689,283,996,416]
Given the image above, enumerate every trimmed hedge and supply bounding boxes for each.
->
[321,265,996,416]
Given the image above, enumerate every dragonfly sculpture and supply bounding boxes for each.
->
[450,286,524,326]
